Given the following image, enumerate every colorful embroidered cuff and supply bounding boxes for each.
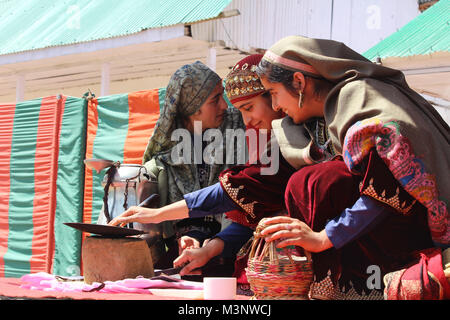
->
[183,182,239,218]
[359,149,420,215]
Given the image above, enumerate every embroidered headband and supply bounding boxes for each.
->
[225,54,266,104]
[262,50,321,77]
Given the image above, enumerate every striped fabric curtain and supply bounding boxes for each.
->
[0,88,164,278]
[0,96,87,277]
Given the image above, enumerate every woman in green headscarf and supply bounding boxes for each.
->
[255,35,450,298]
[142,61,245,268]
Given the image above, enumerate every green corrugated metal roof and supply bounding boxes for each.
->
[0,0,232,56]
[363,0,450,60]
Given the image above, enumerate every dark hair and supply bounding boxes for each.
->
[256,59,333,100]
[259,90,275,112]
[256,59,298,96]
[175,108,196,130]
[261,90,272,102]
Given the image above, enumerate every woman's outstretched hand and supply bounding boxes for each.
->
[108,207,161,227]
[259,216,333,253]
[108,199,190,227]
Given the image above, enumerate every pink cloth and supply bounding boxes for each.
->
[20,272,203,294]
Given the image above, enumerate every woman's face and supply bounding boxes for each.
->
[259,76,304,124]
[232,93,282,130]
[189,82,228,131]
[260,75,323,125]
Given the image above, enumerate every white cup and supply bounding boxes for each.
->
[203,277,237,300]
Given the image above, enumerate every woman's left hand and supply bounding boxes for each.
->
[259,216,333,253]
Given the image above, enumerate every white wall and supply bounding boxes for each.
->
[331,0,420,53]
[192,0,420,54]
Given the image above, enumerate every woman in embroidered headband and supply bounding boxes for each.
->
[140,60,245,270]
[110,55,379,299]
[255,35,450,298]
[109,55,299,277]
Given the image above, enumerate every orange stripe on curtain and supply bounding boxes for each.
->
[83,98,99,226]
[79,98,98,276]
[0,103,16,277]
[30,96,64,273]
[123,90,161,164]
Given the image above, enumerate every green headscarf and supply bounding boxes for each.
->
[261,35,450,245]
[143,61,245,204]
[143,61,221,163]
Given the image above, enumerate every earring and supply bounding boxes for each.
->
[298,90,304,108]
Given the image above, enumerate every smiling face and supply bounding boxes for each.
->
[259,76,304,123]
[188,82,228,131]
[232,92,282,130]
[260,74,325,125]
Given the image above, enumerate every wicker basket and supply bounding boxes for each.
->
[245,221,314,300]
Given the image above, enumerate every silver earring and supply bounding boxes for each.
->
[298,90,304,108]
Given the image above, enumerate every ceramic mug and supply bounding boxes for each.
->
[203,277,237,300]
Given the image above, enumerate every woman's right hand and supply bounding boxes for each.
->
[108,199,190,227]
[108,206,161,227]
[259,216,333,253]
[173,238,225,276]
[173,247,210,276]
[178,235,201,255]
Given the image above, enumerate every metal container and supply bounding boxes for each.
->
[97,164,158,230]
[87,160,165,265]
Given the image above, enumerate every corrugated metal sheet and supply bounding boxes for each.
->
[191,0,420,55]
[0,0,232,55]
[192,0,333,52]
[363,0,450,59]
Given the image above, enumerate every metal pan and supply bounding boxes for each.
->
[64,222,146,237]
[64,194,160,237]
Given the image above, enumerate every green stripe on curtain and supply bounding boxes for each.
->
[52,96,87,276]
[3,98,41,277]
[89,93,129,223]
